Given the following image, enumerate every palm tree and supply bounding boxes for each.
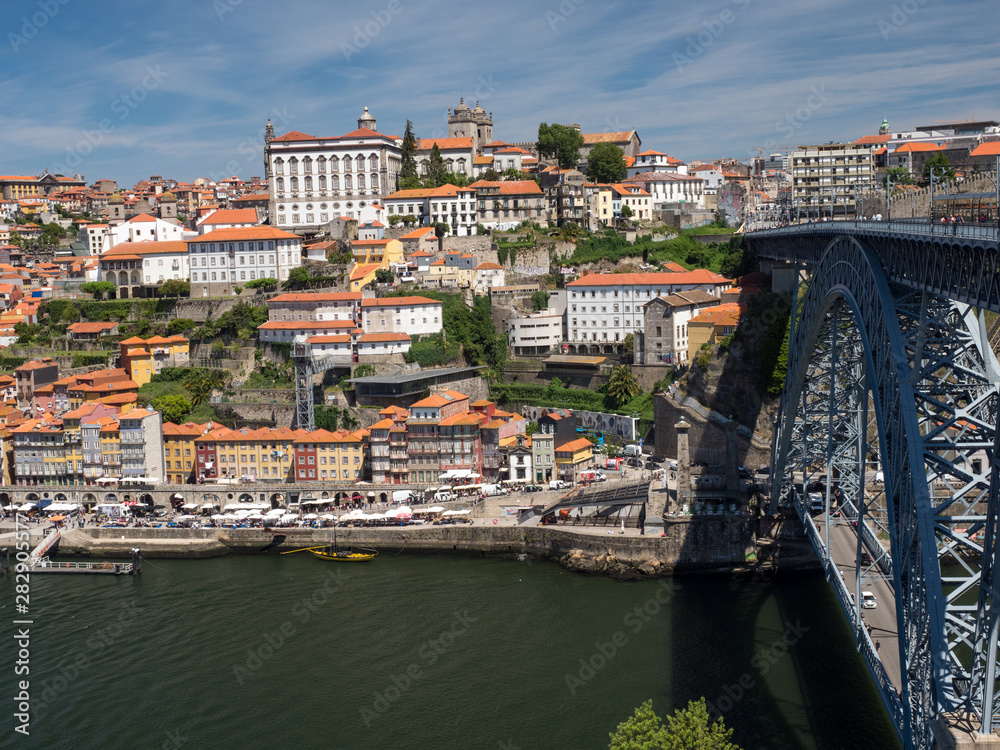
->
[606,364,641,408]
[185,370,227,407]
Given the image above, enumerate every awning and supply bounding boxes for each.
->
[443,509,471,516]
[96,477,119,484]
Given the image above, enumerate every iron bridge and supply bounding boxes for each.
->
[747,220,1000,749]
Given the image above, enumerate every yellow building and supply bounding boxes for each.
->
[349,262,381,292]
[202,426,302,483]
[120,335,190,387]
[163,421,214,485]
[554,437,594,483]
[292,428,368,482]
[350,238,403,266]
[686,303,745,363]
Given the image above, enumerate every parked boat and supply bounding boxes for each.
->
[310,546,377,562]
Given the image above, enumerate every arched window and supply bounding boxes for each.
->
[318,175,327,193]
[369,155,379,170]
[290,176,299,193]
[329,156,339,172]
[317,156,326,173]
[344,174,353,192]
[273,157,284,175]
[446,158,454,172]
[355,155,365,172]
[370,173,379,191]
[276,177,284,194]
[304,176,313,192]
[331,175,339,191]
[288,157,298,175]
[303,156,312,173]
[343,157,352,172]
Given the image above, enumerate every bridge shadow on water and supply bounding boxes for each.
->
[667,564,902,749]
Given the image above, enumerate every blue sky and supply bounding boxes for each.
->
[2,0,997,187]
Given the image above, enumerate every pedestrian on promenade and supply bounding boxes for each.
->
[876,640,881,653]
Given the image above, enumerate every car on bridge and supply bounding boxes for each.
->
[862,591,877,609]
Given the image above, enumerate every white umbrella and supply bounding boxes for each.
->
[321,514,336,520]
[265,508,284,517]
[303,513,319,520]
[366,513,385,520]
[443,509,471,516]
[383,508,399,518]
[211,514,226,520]
[280,514,298,523]
[427,506,445,513]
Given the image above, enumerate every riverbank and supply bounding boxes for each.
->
[41,516,820,579]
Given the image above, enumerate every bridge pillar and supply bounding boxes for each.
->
[675,417,690,512]
[933,713,1000,748]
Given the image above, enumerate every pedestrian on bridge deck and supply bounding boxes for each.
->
[876,640,881,653]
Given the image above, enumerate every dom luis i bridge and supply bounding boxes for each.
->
[747,213,1000,749]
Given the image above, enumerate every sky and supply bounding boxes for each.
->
[2,0,998,187]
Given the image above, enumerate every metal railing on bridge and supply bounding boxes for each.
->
[749,217,999,242]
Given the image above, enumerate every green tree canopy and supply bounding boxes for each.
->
[184,369,227,407]
[152,394,192,424]
[80,281,116,300]
[375,268,394,284]
[426,143,448,187]
[588,142,627,184]
[283,266,311,290]
[922,152,956,183]
[481,168,501,181]
[883,166,915,186]
[538,123,585,169]
[531,289,550,311]
[159,279,190,297]
[433,221,450,239]
[166,318,196,336]
[606,364,641,408]
[245,277,278,291]
[399,120,420,189]
[608,698,741,750]
[440,171,470,187]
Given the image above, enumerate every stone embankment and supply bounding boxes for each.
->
[49,514,819,579]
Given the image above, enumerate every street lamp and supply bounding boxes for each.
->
[927,164,951,224]
[883,173,907,222]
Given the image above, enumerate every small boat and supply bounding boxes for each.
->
[310,546,377,562]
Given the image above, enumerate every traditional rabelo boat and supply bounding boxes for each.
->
[279,525,377,562]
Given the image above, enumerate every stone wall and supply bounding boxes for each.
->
[57,518,758,573]
[653,391,771,468]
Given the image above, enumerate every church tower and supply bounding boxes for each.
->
[448,98,493,154]
[264,119,274,180]
[879,116,891,136]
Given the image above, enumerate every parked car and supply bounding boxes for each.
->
[738,466,750,479]
[693,461,709,468]
[644,459,661,469]
[649,455,666,464]
[524,484,544,493]
[626,458,642,468]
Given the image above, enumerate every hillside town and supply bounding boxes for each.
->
[0,104,997,500]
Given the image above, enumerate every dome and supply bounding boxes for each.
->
[473,100,485,114]
[454,97,470,113]
[160,191,176,202]
[358,106,375,123]
[109,193,124,204]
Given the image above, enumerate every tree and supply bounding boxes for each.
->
[80,281,116,300]
[399,120,419,189]
[621,205,634,220]
[440,171,470,187]
[588,142,627,184]
[606,364,641,408]
[883,166,915,186]
[433,221,450,239]
[283,266,310,290]
[482,168,501,181]
[167,318,196,336]
[426,143,448,187]
[233,285,243,296]
[401,214,418,227]
[537,123,585,169]
[922,152,955,183]
[608,698,740,750]
[159,279,190,298]
[152,394,192,424]
[388,214,403,226]
[531,289,550,311]
[184,369,227,407]
[375,268,394,284]
[622,333,634,358]
[245,277,278,291]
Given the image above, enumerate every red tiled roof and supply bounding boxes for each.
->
[400,227,436,240]
[269,292,361,303]
[567,270,730,287]
[416,137,473,150]
[361,296,440,308]
[468,180,542,195]
[190,226,299,243]
[199,208,258,225]
[894,143,944,153]
[67,322,118,334]
[258,320,356,331]
[359,332,410,342]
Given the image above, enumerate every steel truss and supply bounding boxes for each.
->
[771,236,1000,750]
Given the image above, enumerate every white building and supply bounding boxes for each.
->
[266,291,362,322]
[611,184,652,220]
[196,208,259,234]
[359,296,443,337]
[187,226,303,297]
[624,173,706,210]
[508,309,564,356]
[78,223,110,255]
[106,213,190,252]
[265,107,402,231]
[687,165,725,194]
[258,320,357,344]
[626,150,687,179]
[565,270,732,353]
[382,184,479,236]
[472,262,505,294]
[415,137,475,177]
[357,332,411,355]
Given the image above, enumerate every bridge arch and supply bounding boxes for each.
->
[772,233,1000,747]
